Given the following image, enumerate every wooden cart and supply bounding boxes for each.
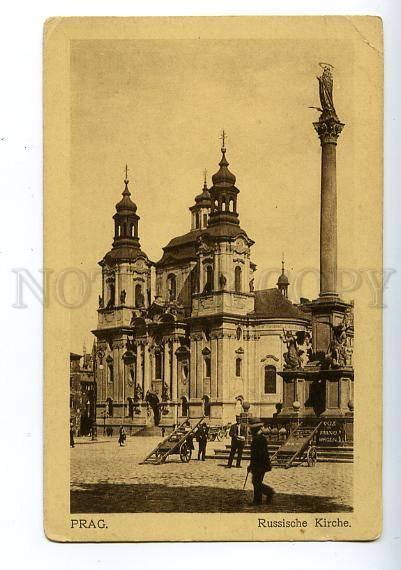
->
[270,422,321,469]
[141,417,205,465]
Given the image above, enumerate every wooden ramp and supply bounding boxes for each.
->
[270,422,322,469]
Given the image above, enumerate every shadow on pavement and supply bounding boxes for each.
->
[71,483,353,513]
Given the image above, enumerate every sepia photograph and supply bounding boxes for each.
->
[44,16,382,541]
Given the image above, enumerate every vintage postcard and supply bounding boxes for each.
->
[44,16,383,541]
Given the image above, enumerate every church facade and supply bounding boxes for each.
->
[93,145,312,430]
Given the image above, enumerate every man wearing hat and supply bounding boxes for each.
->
[227,417,247,468]
[247,418,274,505]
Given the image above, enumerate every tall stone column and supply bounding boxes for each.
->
[314,116,344,298]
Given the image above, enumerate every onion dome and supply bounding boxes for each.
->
[277,259,289,297]
[115,175,137,215]
[209,133,240,228]
[211,146,236,187]
[194,177,212,208]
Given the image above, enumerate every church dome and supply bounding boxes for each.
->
[277,272,289,285]
[194,182,212,207]
[211,147,236,187]
[115,178,137,214]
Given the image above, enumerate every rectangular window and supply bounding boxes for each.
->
[264,366,276,394]
[155,352,162,379]
[204,357,211,378]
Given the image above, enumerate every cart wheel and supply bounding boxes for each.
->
[307,446,317,467]
[180,443,192,463]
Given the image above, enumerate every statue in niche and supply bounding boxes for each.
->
[161,382,170,402]
[134,383,143,402]
[120,289,126,305]
[218,273,227,290]
[98,295,104,308]
[283,330,302,369]
[249,278,254,292]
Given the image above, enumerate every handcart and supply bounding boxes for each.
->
[270,422,321,469]
[141,417,205,465]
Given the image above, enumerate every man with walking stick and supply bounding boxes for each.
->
[246,418,274,505]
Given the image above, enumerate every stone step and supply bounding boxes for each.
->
[213,443,354,464]
[211,452,353,464]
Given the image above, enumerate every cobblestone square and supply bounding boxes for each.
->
[70,436,353,513]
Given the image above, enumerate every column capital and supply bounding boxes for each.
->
[313,118,345,145]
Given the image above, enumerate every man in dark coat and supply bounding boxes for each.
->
[196,423,209,461]
[227,417,246,468]
[247,418,274,504]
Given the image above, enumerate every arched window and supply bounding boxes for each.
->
[167,274,177,301]
[195,212,200,229]
[229,198,234,212]
[204,265,214,294]
[235,266,242,293]
[181,396,189,417]
[108,282,115,307]
[264,365,277,394]
[135,283,144,307]
[106,398,113,417]
[236,357,242,377]
[203,213,208,227]
[107,362,114,383]
[202,395,211,417]
[204,356,211,378]
[155,351,162,380]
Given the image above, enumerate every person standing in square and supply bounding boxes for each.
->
[227,417,246,468]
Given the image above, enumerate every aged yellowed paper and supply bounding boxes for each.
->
[44,16,382,541]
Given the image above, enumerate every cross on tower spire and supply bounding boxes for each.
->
[220,129,227,150]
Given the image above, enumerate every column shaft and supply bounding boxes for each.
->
[320,141,338,296]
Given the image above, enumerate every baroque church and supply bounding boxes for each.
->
[93,142,313,430]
